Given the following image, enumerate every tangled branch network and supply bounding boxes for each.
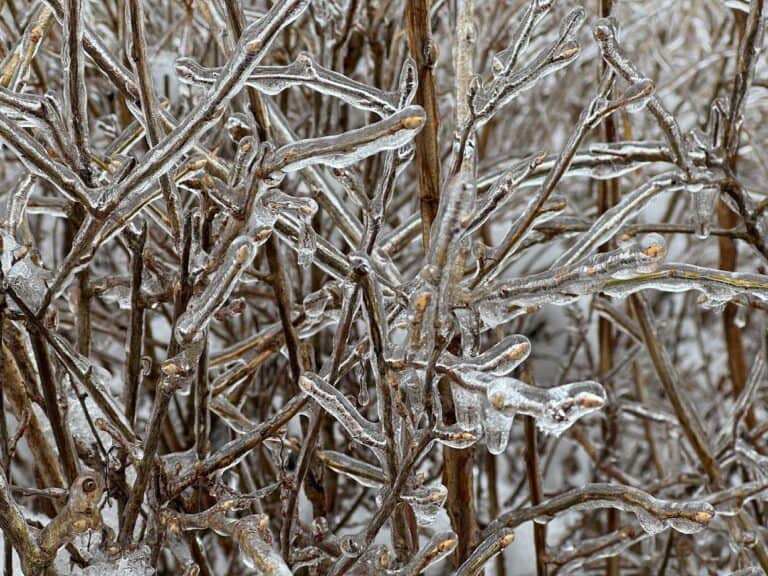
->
[0,0,767,573]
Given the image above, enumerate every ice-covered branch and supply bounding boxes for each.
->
[176,53,404,117]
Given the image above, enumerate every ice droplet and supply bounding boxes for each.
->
[402,368,425,416]
[484,408,514,455]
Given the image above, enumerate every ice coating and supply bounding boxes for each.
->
[602,263,768,305]
[482,235,668,308]
[433,424,481,449]
[78,547,154,576]
[399,532,458,575]
[567,490,714,535]
[233,515,292,576]
[176,52,401,117]
[424,172,476,290]
[486,377,607,436]
[492,0,553,77]
[175,236,258,345]
[317,450,387,488]
[553,529,647,575]
[553,173,682,268]
[7,257,49,313]
[466,153,546,234]
[271,106,425,173]
[474,7,584,126]
[442,334,531,376]
[400,484,448,526]
[299,373,386,449]
[6,175,34,234]
[2,0,758,572]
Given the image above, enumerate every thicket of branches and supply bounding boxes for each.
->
[0,0,766,573]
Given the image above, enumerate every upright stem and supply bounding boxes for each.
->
[127,0,182,241]
[63,0,91,183]
[405,0,441,250]
[222,0,303,388]
[718,2,764,429]
[441,374,478,566]
[598,3,620,574]
[124,223,147,424]
[28,332,78,483]
[118,379,175,544]
[522,364,546,576]
[440,0,480,566]
[0,270,10,576]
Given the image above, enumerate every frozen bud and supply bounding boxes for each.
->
[593,17,619,43]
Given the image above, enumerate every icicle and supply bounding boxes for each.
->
[450,382,483,431]
[402,368,425,416]
[357,379,370,407]
[452,307,479,355]
[692,185,718,239]
[484,408,515,454]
